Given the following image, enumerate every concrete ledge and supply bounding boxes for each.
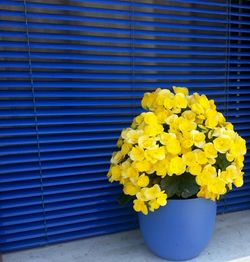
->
[3,209,250,262]
[229,257,250,262]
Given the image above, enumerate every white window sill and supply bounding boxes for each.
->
[3,209,250,262]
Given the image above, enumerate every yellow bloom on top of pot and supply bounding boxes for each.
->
[107,87,247,214]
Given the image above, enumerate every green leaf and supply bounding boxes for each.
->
[215,153,231,171]
[160,175,179,198]
[117,194,134,206]
[160,173,199,199]
[179,174,199,198]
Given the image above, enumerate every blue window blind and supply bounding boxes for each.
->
[0,0,249,252]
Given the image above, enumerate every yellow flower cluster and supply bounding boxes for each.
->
[107,87,247,215]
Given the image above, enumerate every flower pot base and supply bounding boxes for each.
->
[139,198,217,261]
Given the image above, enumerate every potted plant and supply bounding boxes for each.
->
[107,87,246,261]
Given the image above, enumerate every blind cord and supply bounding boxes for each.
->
[23,0,49,242]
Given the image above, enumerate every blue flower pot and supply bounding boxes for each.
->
[138,198,217,261]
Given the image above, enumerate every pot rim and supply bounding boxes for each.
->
[167,197,215,203]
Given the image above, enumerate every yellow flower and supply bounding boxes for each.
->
[121,128,130,139]
[205,109,219,128]
[137,174,150,187]
[136,188,147,201]
[181,147,191,156]
[208,158,216,165]
[155,88,172,106]
[203,143,217,159]
[110,151,124,164]
[155,108,171,123]
[156,191,167,206]
[121,142,132,155]
[163,96,174,110]
[181,138,193,149]
[149,199,160,212]
[127,166,139,179]
[133,199,148,215]
[117,137,123,148]
[179,119,197,133]
[143,112,158,125]
[213,135,232,153]
[207,178,226,195]
[220,165,239,184]
[182,110,196,122]
[108,165,121,182]
[196,164,216,186]
[234,175,244,187]
[166,137,181,155]
[107,87,247,211]
[225,122,233,130]
[123,182,140,196]
[161,91,175,110]
[145,146,165,163]
[198,95,210,109]
[168,156,186,176]
[212,127,225,138]
[141,92,155,111]
[133,160,153,173]
[120,160,131,179]
[235,155,244,169]
[173,86,189,96]
[203,164,217,177]
[126,129,143,144]
[134,114,144,125]
[131,121,137,129]
[188,163,202,176]
[194,149,207,165]
[226,152,235,162]
[209,99,216,110]
[138,135,156,149]
[154,159,169,177]
[234,136,247,155]
[166,114,178,125]
[183,151,196,166]
[144,124,164,136]
[143,184,161,201]
[174,93,188,108]
[159,132,173,145]
[129,146,144,162]
[191,130,206,148]
[191,103,204,115]
[197,186,219,201]
[148,190,167,212]
[218,112,226,124]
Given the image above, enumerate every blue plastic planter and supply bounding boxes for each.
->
[138,198,217,261]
